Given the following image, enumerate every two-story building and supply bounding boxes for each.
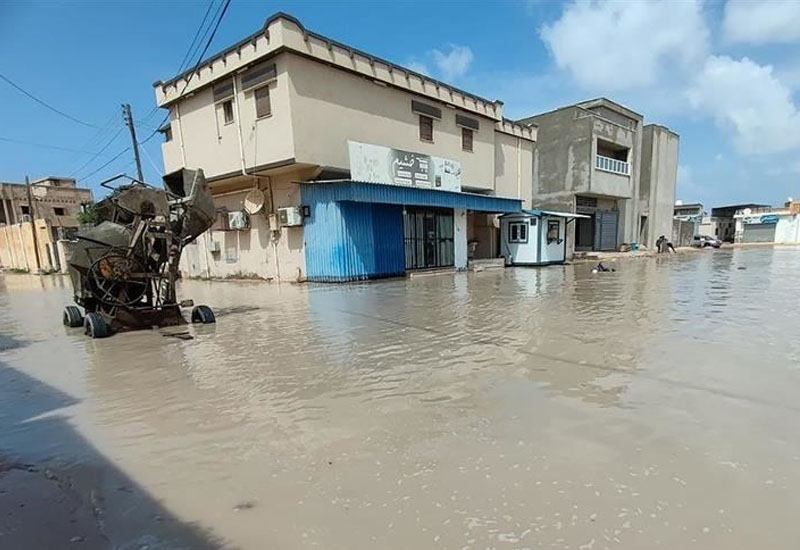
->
[0,176,92,237]
[153,12,535,282]
[517,99,678,254]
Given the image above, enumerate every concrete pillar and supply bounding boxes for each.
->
[454,208,467,270]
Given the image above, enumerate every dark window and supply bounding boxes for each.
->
[255,86,271,118]
[20,205,30,215]
[547,220,560,243]
[222,100,234,124]
[455,114,479,130]
[462,127,473,152]
[241,62,276,91]
[163,126,173,142]
[411,100,442,119]
[509,221,528,243]
[419,115,433,142]
[212,78,234,102]
[53,207,66,216]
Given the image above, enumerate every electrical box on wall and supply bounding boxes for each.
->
[278,206,303,227]
[228,210,250,231]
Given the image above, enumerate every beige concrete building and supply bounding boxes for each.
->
[1,176,92,233]
[153,12,535,282]
[518,99,677,254]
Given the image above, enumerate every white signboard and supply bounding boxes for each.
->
[348,141,461,192]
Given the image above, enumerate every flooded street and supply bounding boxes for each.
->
[2,247,800,549]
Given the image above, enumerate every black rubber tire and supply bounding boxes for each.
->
[191,305,216,324]
[84,312,111,339]
[63,306,83,328]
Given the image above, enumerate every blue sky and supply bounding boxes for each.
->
[1,0,799,209]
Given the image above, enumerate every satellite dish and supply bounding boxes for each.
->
[244,188,265,215]
[742,208,752,216]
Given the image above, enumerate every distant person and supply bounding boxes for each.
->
[592,262,615,273]
[656,235,676,254]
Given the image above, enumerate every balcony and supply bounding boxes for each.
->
[595,154,630,176]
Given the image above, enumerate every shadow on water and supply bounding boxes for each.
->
[0,359,229,550]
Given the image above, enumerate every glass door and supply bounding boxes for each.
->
[403,207,454,269]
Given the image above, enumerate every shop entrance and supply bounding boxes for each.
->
[403,207,454,269]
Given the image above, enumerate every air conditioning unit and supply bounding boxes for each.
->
[20,214,32,223]
[228,210,250,231]
[207,240,221,253]
[278,206,303,227]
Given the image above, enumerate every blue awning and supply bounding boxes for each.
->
[301,181,522,213]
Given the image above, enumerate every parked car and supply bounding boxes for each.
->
[692,235,722,248]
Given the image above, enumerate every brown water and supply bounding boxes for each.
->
[2,247,800,549]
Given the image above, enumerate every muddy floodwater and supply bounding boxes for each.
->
[2,247,800,549]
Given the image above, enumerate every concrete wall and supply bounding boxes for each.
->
[287,54,513,193]
[0,219,57,272]
[161,52,296,178]
[494,131,534,207]
[526,107,593,212]
[179,173,305,281]
[640,125,678,249]
[0,182,90,228]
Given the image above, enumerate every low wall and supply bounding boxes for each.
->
[0,219,57,273]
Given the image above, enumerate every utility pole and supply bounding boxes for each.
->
[122,103,144,182]
[25,176,42,272]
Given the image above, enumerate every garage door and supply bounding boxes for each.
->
[742,223,776,243]
[594,210,619,251]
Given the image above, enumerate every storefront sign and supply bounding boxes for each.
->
[348,141,461,192]
[744,214,779,225]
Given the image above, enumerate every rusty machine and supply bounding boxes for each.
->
[63,169,216,338]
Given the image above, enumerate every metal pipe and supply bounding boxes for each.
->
[175,103,187,166]
[232,76,247,175]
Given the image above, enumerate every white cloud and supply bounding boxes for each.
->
[540,0,708,90]
[406,60,430,77]
[723,0,800,44]
[687,55,800,155]
[432,45,474,81]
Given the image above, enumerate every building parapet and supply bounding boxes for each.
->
[155,12,505,122]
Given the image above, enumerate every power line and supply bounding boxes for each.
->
[0,136,117,155]
[78,147,131,182]
[70,127,125,177]
[138,0,219,130]
[0,72,99,128]
[141,0,233,145]
[177,0,217,74]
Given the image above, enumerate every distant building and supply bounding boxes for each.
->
[0,176,92,235]
[518,98,678,254]
[733,204,800,244]
[709,203,770,243]
[153,12,535,282]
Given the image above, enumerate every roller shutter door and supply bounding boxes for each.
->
[594,210,619,251]
[742,223,775,243]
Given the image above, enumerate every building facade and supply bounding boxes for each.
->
[734,205,800,244]
[0,176,91,233]
[518,99,678,255]
[708,204,769,243]
[154,13,535,282]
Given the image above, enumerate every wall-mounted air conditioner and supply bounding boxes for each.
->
[228,210,250,231]
[207,240,221,253]
[278,206,303,227]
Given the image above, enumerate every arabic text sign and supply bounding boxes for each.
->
[348,141,461,192]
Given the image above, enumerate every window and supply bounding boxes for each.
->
[255,86,271,118]
[547,220,560,244]
[419,115,433,142]
[53,207,66,216]
[509,221,528,243]
[462,127,473,152]
[20,205,30,215]
[163,126,173,142]
[222,100,234,124]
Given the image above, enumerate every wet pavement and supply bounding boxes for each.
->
[1,247,800,549]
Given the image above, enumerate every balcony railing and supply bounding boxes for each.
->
[595,154,630,176]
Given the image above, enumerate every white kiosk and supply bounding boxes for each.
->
[500,210,588,266]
